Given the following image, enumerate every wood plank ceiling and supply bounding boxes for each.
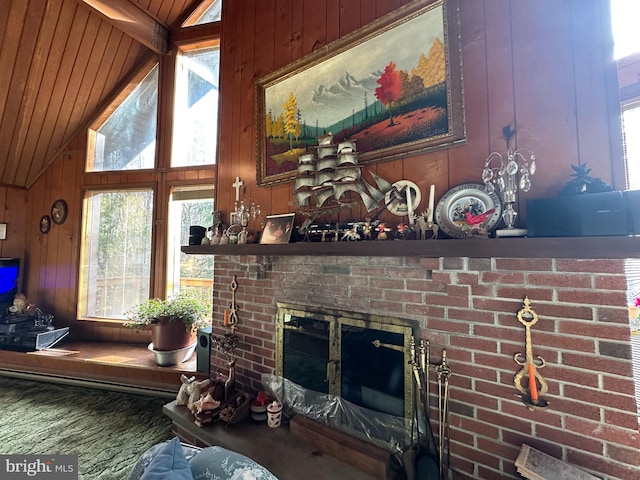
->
[0,0,196,189]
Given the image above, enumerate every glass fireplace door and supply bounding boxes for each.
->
[276,303,415,420]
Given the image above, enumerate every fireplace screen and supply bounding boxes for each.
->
[275,303,416,420]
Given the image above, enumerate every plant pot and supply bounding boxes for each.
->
[150,317,196,351]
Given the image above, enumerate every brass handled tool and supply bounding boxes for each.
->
[513,296,548,410]
[227,276,238,330]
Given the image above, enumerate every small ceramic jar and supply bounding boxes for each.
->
[266,400,283,428]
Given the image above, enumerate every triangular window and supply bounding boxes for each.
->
[86,64,159,172]
[182,0,222,27]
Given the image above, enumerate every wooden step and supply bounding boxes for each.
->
[0,341,204,395]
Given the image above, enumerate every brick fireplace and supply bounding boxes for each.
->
[209,253,640,480]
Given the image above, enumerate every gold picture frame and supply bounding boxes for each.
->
[255,0,464,186]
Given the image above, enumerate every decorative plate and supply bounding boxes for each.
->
[385,180,422,217]
[434,183,502,238]
[39,215,51,234]
[51,199,67,225]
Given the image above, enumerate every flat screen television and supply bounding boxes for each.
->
[0,258,20,317]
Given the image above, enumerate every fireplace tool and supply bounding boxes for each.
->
[435,349,452,477]
[407,337,441,480]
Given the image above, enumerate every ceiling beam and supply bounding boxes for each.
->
[76,0,169,54]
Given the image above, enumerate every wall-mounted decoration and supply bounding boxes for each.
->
[255,0,464,186]
[39,215,51,234]
[513,297,548,411]
[50,199,67,225]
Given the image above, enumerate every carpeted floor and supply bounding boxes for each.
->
[0,376,173,479]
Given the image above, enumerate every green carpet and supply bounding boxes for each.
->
[0,376,173,479]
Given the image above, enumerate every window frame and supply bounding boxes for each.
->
[77,183,158,323]
[78,26,219,323]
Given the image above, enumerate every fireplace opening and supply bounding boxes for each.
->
[275,303,417,421]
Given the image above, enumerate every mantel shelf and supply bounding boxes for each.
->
[182,236,640,259]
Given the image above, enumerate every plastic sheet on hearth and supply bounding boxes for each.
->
[261,373,409,455]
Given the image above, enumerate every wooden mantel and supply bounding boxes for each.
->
[182,236,640,259]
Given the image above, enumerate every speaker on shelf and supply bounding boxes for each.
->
[196,326,212,374]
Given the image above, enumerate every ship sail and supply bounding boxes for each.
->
[294,134,388,217]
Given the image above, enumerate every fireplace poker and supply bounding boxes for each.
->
[436,349,452,477]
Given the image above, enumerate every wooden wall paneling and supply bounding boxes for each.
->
[375,0,406,19]
[446,0,489,189]
[18,2,77,188]
[0,1,10,45]
[251,0,277,220]
[0,188,8,251]
[94,36,139,113]
[290,0,304,61]
[326,0,340,45]
[509,0,578,201]
[237,0,258,202]
[216,0,243,217]
[39,170,56,313]
[338,0,361,37]
[27,4,90,186]
[302,0,326,55]
[6,0,63,187]
[360,0,377,26]
[484,0,516,153]
[402,151,448,215]
[44,153,66,318]
[0,1,47,185]
[570,0,621,188]
[274,0,294,70]
[155,0,181,25]
[170,1,196,26]
[52,151,81,323]
[25,169,48,304]
[61,20,114,142]
[1,188,28,260]
[45,13,102,174]
[0,2,28,144]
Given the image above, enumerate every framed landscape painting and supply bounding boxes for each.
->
[255,0,464,186]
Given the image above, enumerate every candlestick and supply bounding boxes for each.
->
[427,184,435,223]
[528,362,538,402]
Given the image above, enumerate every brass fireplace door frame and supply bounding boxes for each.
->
[275,302,417,422]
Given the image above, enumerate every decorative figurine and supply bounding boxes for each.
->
[377,222,388,241]
[415,210,439,240]
[363,217,373,240]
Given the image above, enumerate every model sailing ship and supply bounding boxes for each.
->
[294,133,394,233]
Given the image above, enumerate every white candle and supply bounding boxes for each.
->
[406,186,414,225]
[427,184,435,223]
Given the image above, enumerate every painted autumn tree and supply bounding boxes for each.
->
[375,61,402,126]
[283,92,301,148]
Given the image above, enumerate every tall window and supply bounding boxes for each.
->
[612,0,640,421]
[81,25,219,323]
[87,65,158,172]
[78,189,154,319]
[167,187,215,316]
[172,46,220,167]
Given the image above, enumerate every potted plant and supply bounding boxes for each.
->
[124,293,209,352]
